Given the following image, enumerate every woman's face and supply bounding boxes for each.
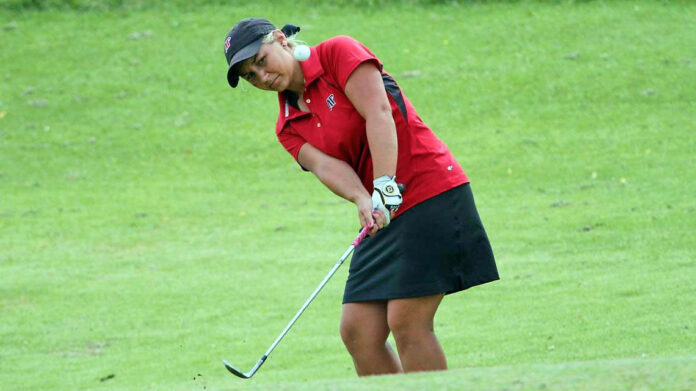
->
[237,31,297,92]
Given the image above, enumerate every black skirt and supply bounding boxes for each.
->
[343,183,499,303]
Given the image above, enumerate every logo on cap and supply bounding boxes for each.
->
[224,36,231,53]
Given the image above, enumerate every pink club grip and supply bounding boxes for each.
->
[352,224,373,247]
[351,182,404,248]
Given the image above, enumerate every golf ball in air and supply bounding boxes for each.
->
[294,45,310,61]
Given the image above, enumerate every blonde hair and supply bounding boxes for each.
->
[261,30,306,49]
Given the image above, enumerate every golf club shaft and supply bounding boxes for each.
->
[260,226,370,360]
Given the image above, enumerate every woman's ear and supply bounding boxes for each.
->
[273,29,287,47]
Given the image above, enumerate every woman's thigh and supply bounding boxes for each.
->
[386,294,444,332]
[340,301,390,344]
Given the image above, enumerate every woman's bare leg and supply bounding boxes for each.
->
[340,301,403,376]
[387,294,447,372]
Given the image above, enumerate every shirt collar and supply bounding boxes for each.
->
[276,45,323,122]
[299,46,323,87]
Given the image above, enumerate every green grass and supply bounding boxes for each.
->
[1,1,695,390]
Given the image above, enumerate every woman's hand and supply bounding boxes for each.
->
[371,175,402,227]
[356,194,387,236]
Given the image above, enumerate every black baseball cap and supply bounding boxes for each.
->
[223,18,276,88]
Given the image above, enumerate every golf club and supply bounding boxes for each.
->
[222,223,373,379]
[223,183,405,379]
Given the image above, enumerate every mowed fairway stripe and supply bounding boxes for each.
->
[246,355,696,391]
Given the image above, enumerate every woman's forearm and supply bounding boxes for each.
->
[312,156,371,203]
[365,112,398,179]
[311,156,380,230]
[298,141,386,231]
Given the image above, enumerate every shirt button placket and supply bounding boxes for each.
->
[305,93,320,127]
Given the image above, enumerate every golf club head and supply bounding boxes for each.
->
[223,355,267,379]
[223,360,251,378]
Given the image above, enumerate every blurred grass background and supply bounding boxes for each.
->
[1,1,695,390]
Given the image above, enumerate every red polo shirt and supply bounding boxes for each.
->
[275,36,469,218]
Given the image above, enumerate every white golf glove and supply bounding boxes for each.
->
[371,175,403,227]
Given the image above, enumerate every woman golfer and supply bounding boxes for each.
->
[223,18,499,376]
